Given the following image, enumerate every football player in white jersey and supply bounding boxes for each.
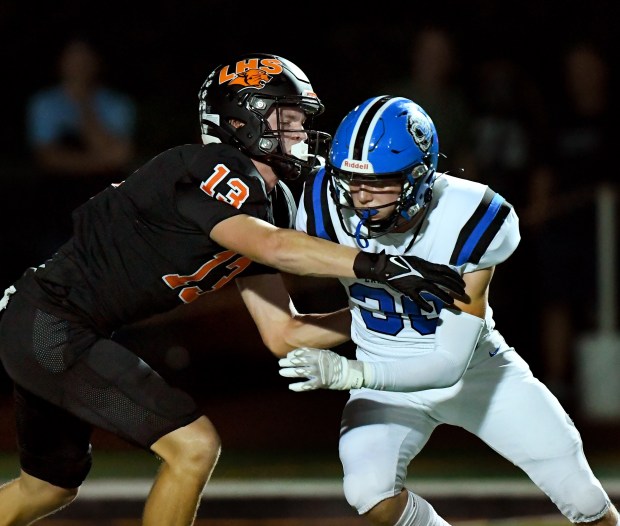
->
[279,95,619,526]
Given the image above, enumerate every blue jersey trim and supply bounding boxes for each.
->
[456,193,505,265]
[311,168,331,240]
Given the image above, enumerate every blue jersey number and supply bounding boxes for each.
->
[349,283,439,336]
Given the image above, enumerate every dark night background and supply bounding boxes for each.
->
[1,0,616,158]
[0,0,618,452]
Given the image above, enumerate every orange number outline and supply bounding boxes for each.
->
[162,250,252,303]
[200,164,250,209]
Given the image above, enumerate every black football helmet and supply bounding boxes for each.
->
[198,53,331,179]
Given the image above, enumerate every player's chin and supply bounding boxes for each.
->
[370,215,390,223]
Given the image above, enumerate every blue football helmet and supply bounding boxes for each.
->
[327,95,439,242]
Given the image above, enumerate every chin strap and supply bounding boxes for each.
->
[354,209,377,249]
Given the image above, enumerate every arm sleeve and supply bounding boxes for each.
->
[362,308,484,391]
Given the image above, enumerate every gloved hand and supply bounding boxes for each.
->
[278,348,364,392]
[353,251,465,312]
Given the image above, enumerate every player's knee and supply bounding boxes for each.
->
[343,470,400,515]
[554,470,610,522]
[180,436,221,478]
[152,416,221,477]
[365,492,407,525]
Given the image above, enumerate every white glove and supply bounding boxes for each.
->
[278,348,364,392]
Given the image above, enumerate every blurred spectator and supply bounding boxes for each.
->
[468,57,549,354]
[25,36,137,260]
[470,57,548,208]
[378,24,477,179]
[523,40,614,407]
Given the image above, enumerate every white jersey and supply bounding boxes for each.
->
[300,171,610,523]
[296,170,520,362]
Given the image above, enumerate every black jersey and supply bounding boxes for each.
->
[15,143,297,333]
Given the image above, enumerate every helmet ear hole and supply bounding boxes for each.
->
[411,164,428,179]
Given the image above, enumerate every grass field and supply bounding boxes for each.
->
[1,384,618,525]
[35,518,570,526]
[2,447,618,526]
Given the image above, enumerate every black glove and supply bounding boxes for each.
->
[353,251,465,312]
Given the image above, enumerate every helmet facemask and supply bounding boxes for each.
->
[329,158,436,241]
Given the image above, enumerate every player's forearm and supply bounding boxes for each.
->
[238,273,351,358]
[279,308,484,392]
[364,309,483,391]
[212,215,357,277]
[262,226,359,278]
[274,308,351,357]
[249,297,351,358]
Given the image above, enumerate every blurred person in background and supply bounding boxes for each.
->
[468,56,549,360]
[379,24,477,180]
[25,36,137,260]
[0,53,463,526]
[470,57,549,210]
[524,40,615,408]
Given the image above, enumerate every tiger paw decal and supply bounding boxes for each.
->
[217,57,284,89]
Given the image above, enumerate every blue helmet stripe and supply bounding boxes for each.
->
[350,96,408,161]
[349,96,384,160]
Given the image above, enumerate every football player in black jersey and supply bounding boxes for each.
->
[0,54,465,525]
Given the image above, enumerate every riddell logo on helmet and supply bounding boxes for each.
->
[342,159,373,172]
[218,58,284,88]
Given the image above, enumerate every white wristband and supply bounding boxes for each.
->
[343,359,364,389]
